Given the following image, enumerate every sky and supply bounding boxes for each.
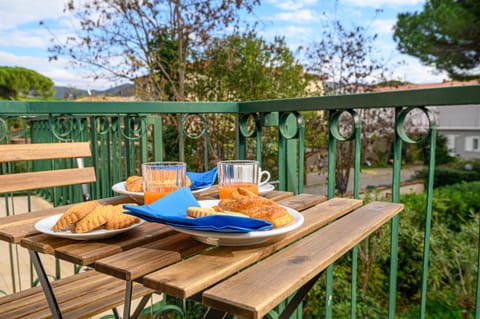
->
[0,0,449,91]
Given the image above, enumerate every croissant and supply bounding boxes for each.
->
[218,187,294,228]
[126,176,143,192]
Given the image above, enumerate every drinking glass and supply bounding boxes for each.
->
[217,160,259,199]
[142,162,186,204]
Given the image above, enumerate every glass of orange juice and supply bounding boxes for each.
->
[142,162,187,204]
[217,160,259,199]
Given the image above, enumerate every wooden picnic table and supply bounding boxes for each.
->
[0,188,403,319]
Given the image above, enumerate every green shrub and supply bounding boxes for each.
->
[413,159,480,188]
[304,181,480,318]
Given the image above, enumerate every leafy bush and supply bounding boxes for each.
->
[413,159,480,188]
[396,182,480,317]
[304,181,479,318]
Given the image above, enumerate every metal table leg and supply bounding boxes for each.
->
[123,280,133,319]
[123,280,153,319]
[277,271,322,319]
[29,250,63,319]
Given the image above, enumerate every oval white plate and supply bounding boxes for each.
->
[112,181,212,203]
[35,214,144,240]
[168,200,304,246]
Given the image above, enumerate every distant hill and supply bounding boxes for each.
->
[54,83,135,99]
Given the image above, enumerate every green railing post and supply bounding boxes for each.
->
[325,110,338,319]
[351,110,362,319]
[149,115,163,162]
[476,217,480,319]
[89,116,100,200]
[388,107,403,319]
[419,110,436,319]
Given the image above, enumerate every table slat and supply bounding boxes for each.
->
[95,233,208,280]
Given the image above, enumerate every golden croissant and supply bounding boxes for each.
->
[217,187,294,228]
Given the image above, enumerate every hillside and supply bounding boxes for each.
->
[54,83,135,99]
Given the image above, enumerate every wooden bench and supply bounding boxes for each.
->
[0,142,152,319]
[0,270,152,319]
[201,201,404,319]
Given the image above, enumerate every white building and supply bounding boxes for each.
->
[437,105,480,159]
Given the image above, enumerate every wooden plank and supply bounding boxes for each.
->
[202,201,404,319]
[95,233,208,280]
[0,142,91,162]
[277,193,327,211]
[0,167,96,193]
[0,207,68,243]
[262,190,294,201]
[142,197,362,299]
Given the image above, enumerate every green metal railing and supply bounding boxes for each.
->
[0,85,479,318]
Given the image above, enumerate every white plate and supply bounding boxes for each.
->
[35,214,144,240]
[168,200,304,246]
[258,183,275,195]
[112,181,212,203]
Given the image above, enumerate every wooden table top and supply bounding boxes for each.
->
[0,187,404,318]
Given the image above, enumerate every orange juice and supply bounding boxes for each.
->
[144,185,179,204]
[219,183,258,199]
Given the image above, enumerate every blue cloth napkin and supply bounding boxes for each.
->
[187,167,218,190]
[123,187,272,233]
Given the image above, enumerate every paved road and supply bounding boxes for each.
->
[303,165,424,195]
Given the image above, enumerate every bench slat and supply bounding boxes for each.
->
[202,201,404,319]
[0,142,92,162]
[0,167,96,193]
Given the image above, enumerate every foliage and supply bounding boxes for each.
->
[413,159,480,188]
[395,182,480,317]
[302,181,480,318]
[43,0,260,101]
[304,19,387,95]
[0,66,54,100]
[189,30,310,101]
[429,215,478,317]
[179,32,313,172]
[393,0,480,80]
[417,132,456,166]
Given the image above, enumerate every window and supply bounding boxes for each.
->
[446,135,456,156]
[465,136,480,152]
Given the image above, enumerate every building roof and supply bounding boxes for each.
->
[372,80,480,92]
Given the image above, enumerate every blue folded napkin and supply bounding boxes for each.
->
[123,187,272,233]
[187,167,218,190]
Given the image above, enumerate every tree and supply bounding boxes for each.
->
[304,18,388,194]
[189,31,310,101]
[181,31,314,170]
[0,66,54,100]
[393,0,480,80]
[305,20,386,95]
[43,0,260,101]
